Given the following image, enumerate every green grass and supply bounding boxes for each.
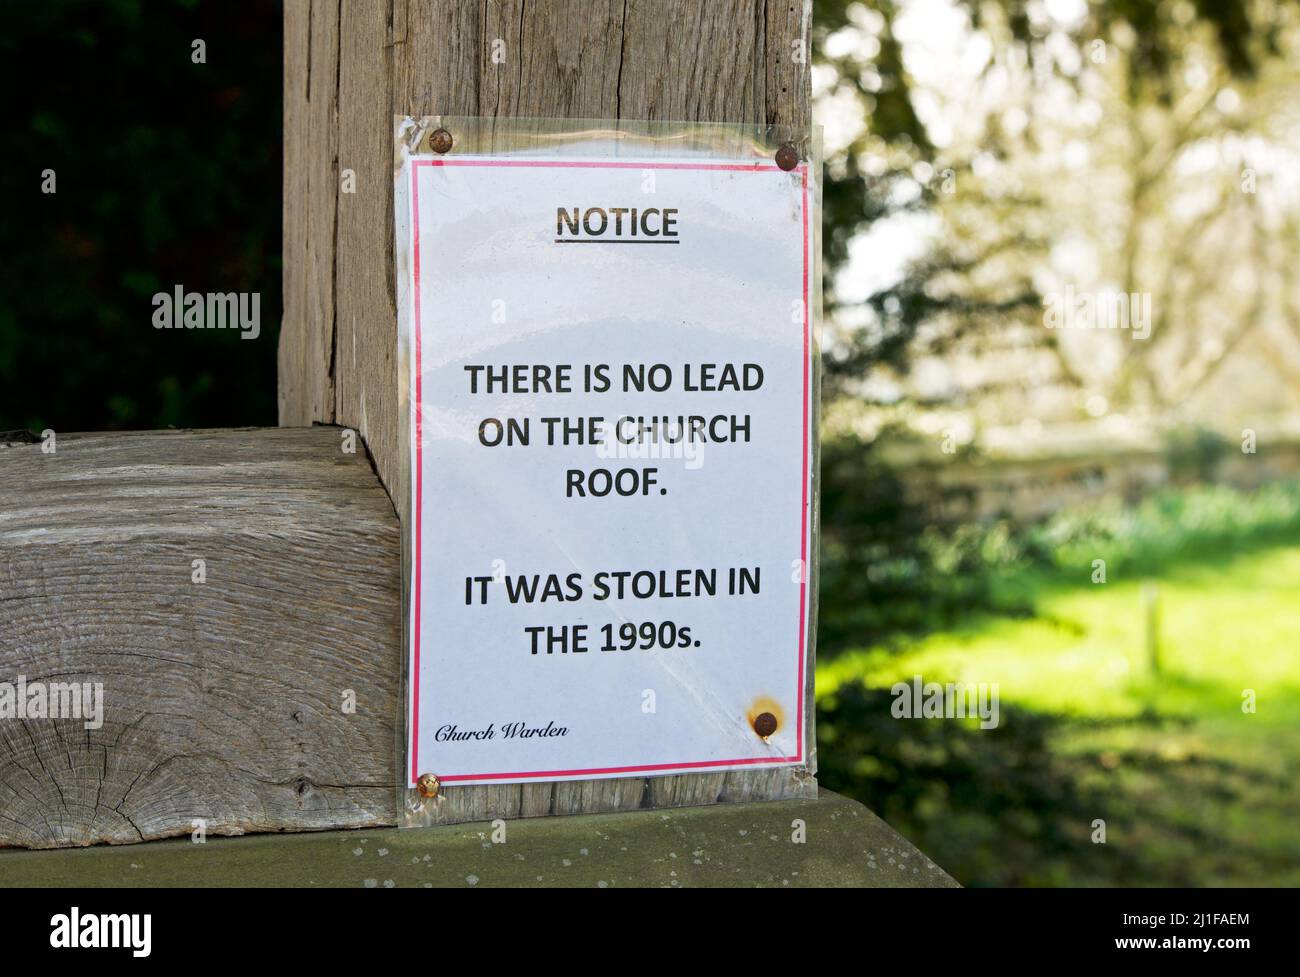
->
[822,545,1300,721]
[817,541,1300,886]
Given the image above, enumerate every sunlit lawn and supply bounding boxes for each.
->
[818,544,1300,886]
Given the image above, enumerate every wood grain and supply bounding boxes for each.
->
[0,428,401,848]
[0,791,959,888]
[280,0,818,826]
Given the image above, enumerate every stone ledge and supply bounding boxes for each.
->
[0,789,957,888]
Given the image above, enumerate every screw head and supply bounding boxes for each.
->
[416,773,441,799]
[775,143,799,171]
[430,128,453,154]
[753,712,778,738]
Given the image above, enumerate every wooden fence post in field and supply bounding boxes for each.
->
[279,0,817,823]
[1141,581,1161,676]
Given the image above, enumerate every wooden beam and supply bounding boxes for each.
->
[280,0,816,824]
[0,791,959,887]
[0,428,400,848]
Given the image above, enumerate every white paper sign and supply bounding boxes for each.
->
[399,148,814,787]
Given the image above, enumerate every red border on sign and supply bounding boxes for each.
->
[409,158,811,785]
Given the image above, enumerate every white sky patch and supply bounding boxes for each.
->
[1044,0,1088,30]
[818,84,867,158]
[823,24,870,60]
[835,211,939,305]
[895,0,989,88]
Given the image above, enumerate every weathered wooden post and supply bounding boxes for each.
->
[280,0,818,823]
[281,0,811,525]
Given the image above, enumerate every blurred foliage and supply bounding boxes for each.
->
[1029,479,1300,577]
[818,476,1300,885]
[817,684,1153,886]
[820,466,1300,657]
[0,0,280,433]
[818,431,1017,651]
[817,676,1299,886]
[811,3,1300,883]
[1162,425,1231,482]
[812,0,1296,393]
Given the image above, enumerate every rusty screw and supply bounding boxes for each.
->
[775,143,799,171]
[416,773,441,799]
[753,712,778,738]
[429,128,454,154]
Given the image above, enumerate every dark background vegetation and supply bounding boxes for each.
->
[0,0,281,434]
[811,0,1299,888]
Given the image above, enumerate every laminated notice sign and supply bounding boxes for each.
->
[395,119,819,790]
